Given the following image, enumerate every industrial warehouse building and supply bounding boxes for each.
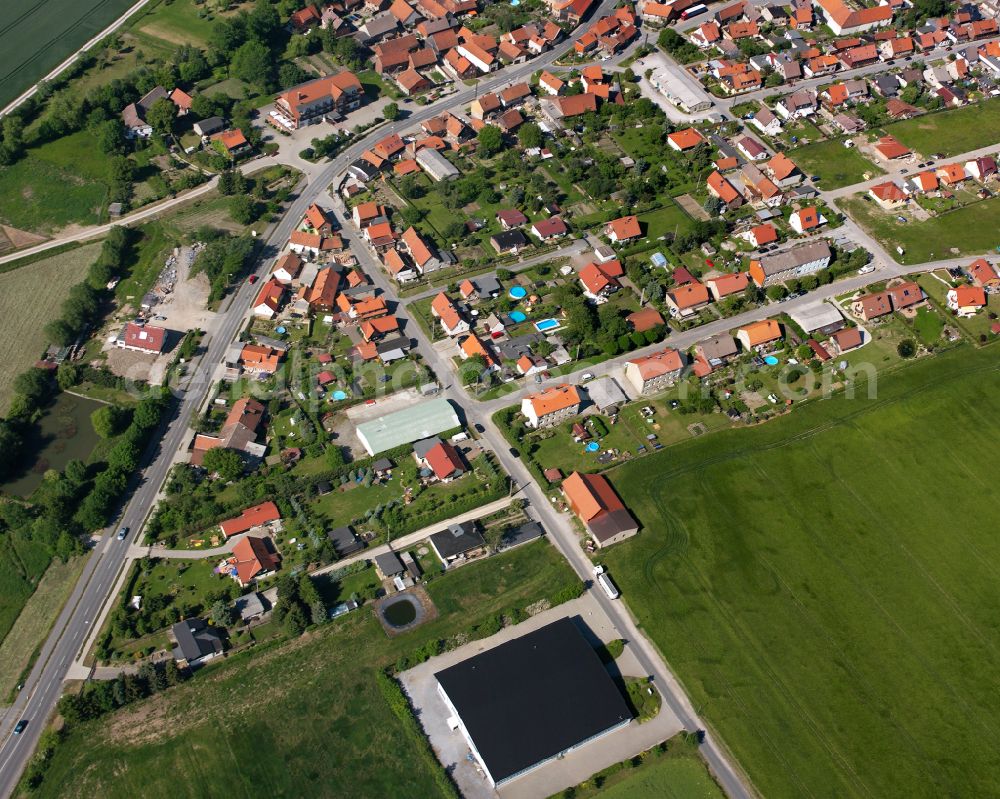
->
[355,398,460,455]
[647,60,713,113]
[434,617,632,787]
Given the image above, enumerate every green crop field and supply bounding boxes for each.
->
[602,344,1000,799]
[883,98,1000,158]
[788,138,884,190]
[0,242,103,412]
[0,0,137,108]
[31,540,581,799]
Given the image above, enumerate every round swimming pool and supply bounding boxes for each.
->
[331,390,348,401]
[509,286,527,299]
[509,310,527,323]
[764,355,780,366]
[276,326,287,334]
[585,442,600,452]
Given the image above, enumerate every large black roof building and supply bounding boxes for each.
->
[434,617,632,786]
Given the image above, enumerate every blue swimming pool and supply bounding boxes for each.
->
[509,310,527,323]
[276,326,287,334]
[534,318,560,332]
[331,390,348,401]
[764,355,780,366]
[509,286,527,299]
[585,442,600,452]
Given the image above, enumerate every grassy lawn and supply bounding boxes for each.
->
[883,98,1000,157]
[788,138,884,190]
[602,344,1000,799]
[915,272,996,342]
[840,194,1000,263]
[33,541,578,799]
[633,202,695,244]
[911,305,944,346]
[0,130,114,232]
[131,0,223,48]
[0,0,136,107]
[310,453,504,538]
[592,743,725,799]
[0,241,104,412]
[0,555,85,698]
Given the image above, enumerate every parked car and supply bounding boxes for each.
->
[858,264,876,275]
[581,372,595,381]
[248,275,258,284]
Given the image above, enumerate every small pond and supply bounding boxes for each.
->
[2,392,104,498]
[383,598,417,627]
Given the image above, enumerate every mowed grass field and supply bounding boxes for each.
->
[0,534,53,653]
[0,130,114,232]
[0,0,137,107]
[31,541,580,799]
[602,344,1000,799]
[839,193,1000,263]
[788,138,884,189]
[0,241,103,412]
[0,556,86,698]
[883,98,1000,157]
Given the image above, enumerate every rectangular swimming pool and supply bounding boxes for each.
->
[534,318,561,332]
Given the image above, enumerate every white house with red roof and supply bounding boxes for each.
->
[117,321,168,354]
[219,501,282,539]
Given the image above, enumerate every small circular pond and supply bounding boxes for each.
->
[381,595,423,629]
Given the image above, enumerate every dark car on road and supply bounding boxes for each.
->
[13,720,28,735]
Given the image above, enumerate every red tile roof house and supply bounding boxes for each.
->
[947,285,988,316]
[227,535,282,588]
[431,292,470,336]
[191,397,267,467]
[562,471,639,548]
[743,223,777,249]
[665,281,712,318]
[852,291,893,321]
[706,271,750,300]
[623,347,686,395]
[966,258,1000,289]
[626,307,665,333]
[520,383,582,428]
[579,261,622,302]
[496,209,528,229]
[219,501,282,539]
[531,217,568,240]
[789,207,826,234]
[117,321,167,354]
[605,215,641,244]
[418,440,466,481]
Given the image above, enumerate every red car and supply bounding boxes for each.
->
[248,275,259,284]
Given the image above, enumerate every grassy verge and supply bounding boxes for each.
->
[602,344,1000,799]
